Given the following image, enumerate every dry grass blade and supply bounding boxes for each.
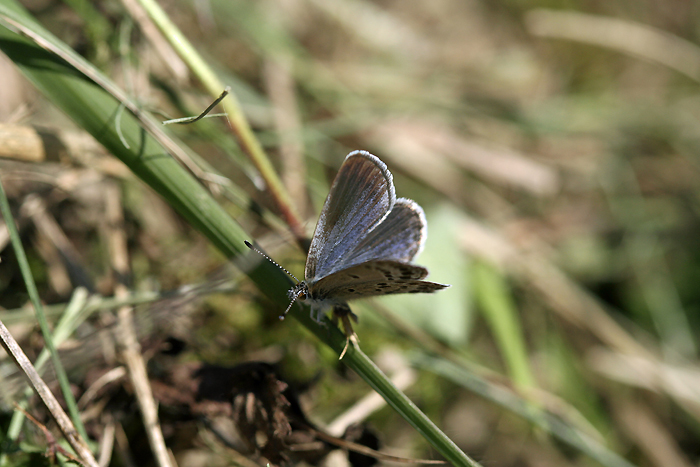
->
[131,0,305,241]
[104,182,174,467]
[0,322,98,467]
[526,9,700,82]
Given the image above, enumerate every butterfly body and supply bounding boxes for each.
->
[289,150,449,333]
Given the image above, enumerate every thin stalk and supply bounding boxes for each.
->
[0,179,89,445]
[3,288,89,464]
[133,0,305,240]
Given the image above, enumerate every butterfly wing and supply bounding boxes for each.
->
[340,198,427,267]
[306,151,396,282]
[309,260,449,302]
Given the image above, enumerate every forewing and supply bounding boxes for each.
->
[306,151,395,281]
[341,198,426,267]
[309,260,449,302]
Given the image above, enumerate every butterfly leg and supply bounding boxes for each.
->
[333,304,359,360]
[309,306,328,326]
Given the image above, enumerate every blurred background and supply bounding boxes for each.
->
[1,0,699,466]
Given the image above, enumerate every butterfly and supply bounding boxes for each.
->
[248,150,449,357]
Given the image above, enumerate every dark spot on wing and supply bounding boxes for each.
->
[349,274,360,279]
[377,268,391,275]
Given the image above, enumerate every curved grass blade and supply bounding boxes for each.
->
[413,353,638,467]
[0,3,477,465]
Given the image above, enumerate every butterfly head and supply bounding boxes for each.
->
[288,281,309,302]
[278,281,310,321]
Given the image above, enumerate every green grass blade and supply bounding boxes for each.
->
[411,354,634,467]
[474,261,535,390]
[135,0,303,238]
[3,288,90,460]
[413,354,638,467]
[0,177,89,444]
[0,3,476,465]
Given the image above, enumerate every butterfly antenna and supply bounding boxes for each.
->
[244,240,300,283]
[279,298,296,321]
